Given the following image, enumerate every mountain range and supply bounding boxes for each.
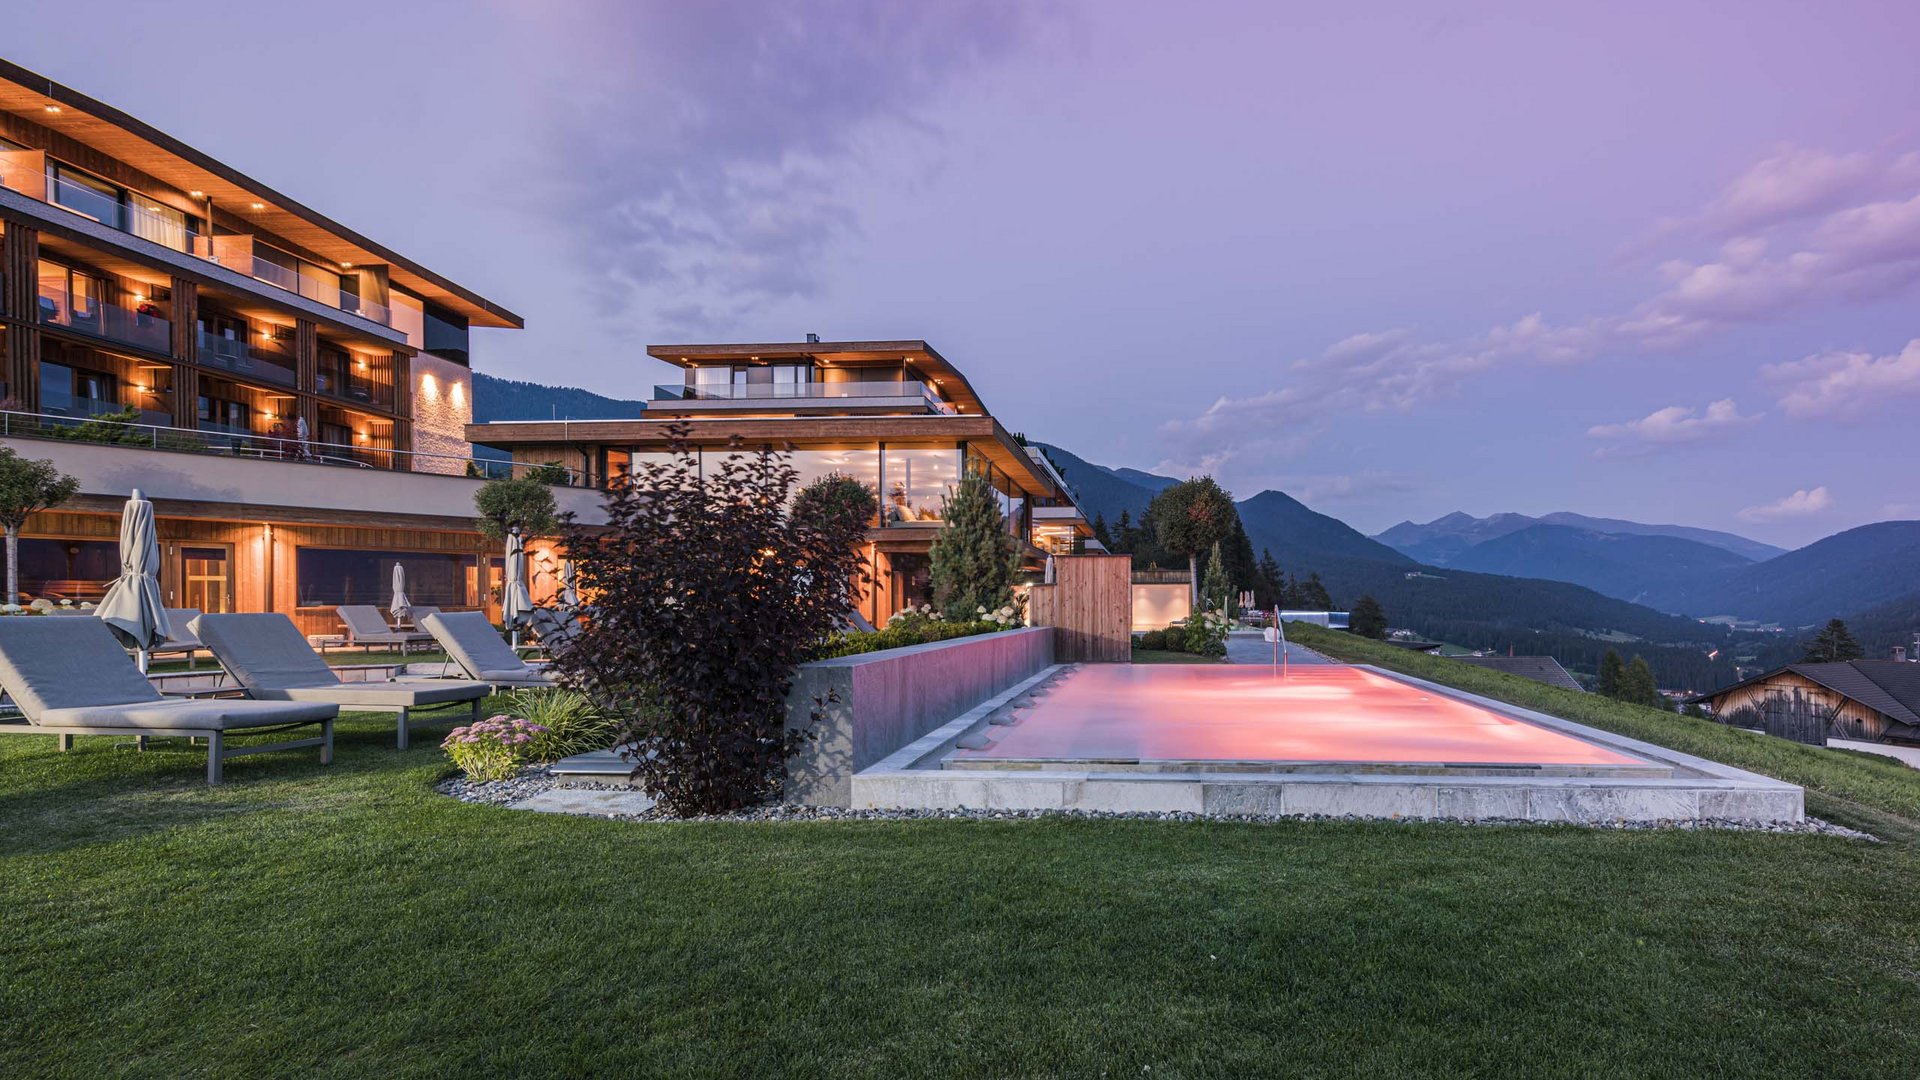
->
[470,371,647,423]
[1037,442,1919,685]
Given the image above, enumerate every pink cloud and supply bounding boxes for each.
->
[1587,398,1757,451]
[1765,339,1920,418]
[1673,147,1920,237]
[1738,486,1833,523]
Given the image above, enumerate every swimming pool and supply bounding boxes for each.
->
[947,664,1658,775]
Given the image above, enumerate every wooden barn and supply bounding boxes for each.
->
[1691,661,1920,744]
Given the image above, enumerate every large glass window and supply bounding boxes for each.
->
[882,447,959,524]
[15,538,119,603]
[39,360,118,418]
[296,549,492,608]
[46,163,123,228]
[772,363,812,397]
[789,448,880,517]
[423,301,470,366]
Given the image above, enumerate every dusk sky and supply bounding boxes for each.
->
[14,1,1920,547]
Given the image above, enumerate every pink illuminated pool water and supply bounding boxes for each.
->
[955,665,1646,768]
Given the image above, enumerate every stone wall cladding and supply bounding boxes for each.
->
[411,352,473,475]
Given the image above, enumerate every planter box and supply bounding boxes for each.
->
[784,626,1054,806]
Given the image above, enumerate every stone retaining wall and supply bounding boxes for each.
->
[784,626,1054,806]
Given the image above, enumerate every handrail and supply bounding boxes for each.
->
[0,408,589,486]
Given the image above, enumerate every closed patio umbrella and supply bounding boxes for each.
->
[389,562,412,624]
[559,557,580,609]
[96,488,171,672]
[503,528,532,647]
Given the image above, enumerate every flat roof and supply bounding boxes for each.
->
[0,58,521,329]
[646,340,989,416]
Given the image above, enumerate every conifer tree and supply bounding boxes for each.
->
[1255,549,1284,610]
[1350,594,1388,639]
[1301,572,1333,611]
[1803,619,1864,663]
[1623,655,1662,708]
[928,471,1019,621]
[1597,648,1626,698]
[1201,541,1231,616]
[1092,512,1114,551]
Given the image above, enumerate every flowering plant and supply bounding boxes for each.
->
[441,715,550,782]
[976,602,1022,628]
[886,604,942,630]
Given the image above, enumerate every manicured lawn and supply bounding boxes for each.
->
[6,680,1920,1075]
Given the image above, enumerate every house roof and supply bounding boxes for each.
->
[645,341,989,416]
[1693,661,1920,726]
[1451,656,1585,692]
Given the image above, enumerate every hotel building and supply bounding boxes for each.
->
[467,340,1094,625]
[0,59,597,633]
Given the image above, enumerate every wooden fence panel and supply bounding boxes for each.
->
[1028,554,1132,662]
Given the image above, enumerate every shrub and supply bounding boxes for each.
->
[1183,606,1232,657]
[554,427,873,816]
[442,715,549,782]
[813,617,1002,660]
[501,688,623,761]
[474,476,559,541]
[1138,629,1168,650]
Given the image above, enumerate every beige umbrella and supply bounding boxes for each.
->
[503,528,532,647]
[559,557,580,609]
[389,562,412,624]
[96,488,171,672]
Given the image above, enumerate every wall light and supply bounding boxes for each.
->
[250,202,265,210]
[43,104,61,114]
[189,189,205,198]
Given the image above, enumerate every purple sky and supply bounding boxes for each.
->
[14,2,1920,547]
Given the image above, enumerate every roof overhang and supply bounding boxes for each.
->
[646,341,988,416]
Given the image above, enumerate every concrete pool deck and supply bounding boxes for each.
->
[849,663,1805,824]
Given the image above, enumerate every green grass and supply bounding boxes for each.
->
[6,676,1920,1075]
[1287,623,1920,829]
[1131,646,1224,664]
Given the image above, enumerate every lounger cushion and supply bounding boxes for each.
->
[192,613,341,689]
[420,611,543,683]
[274,679,488,707]
[475,670,558,686]
[38,697,337,731]
[338,605,429,642]
[0,617,163,721]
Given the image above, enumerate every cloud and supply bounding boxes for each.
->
[538,0,1058,332]
[1662,147,1920,238]
[1765,339,1920,418]
[1159,142,1920,478]
[1737,486,1833,523]
[1586,398,1758,455]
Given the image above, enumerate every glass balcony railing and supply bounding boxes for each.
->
[316,369,395,409]
[249,256,391,326]
[38,283,171,353]
[653,379,956,413]
[196,330,298,387]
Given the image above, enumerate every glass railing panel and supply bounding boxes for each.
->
[38,283,171,352]
[197,330,298,387]
[47,175,125,229]
[315,370,396,409]
[652,379,943,402]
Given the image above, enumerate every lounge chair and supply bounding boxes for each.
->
[149,607,204,668]
[192,613,490,749]
[336,605,432,654]
[419,611,558,689]
[0,617,336,784]
[524,606,584,657]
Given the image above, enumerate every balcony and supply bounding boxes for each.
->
[651,379,957,415]
[37,284,171,354]
[196,329,297,387]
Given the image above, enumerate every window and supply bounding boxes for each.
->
[295,548,492,608]
[692,366,732,397]
[36,260,100,329]
[180,546,232,613]
[46,163,123,228]
[15,538,119,603]
[198,393,253,434]
[423,301,470,366]
[772,363,812,397]
[881,447,960,524]
[38,360,117,418]
[789,448,880,516]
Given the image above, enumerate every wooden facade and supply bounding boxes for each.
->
[1706,670,1906,743]
[1027,555,1133,663]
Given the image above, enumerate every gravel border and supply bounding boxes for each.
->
[437,767,1875,839]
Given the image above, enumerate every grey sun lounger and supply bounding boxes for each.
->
[419,611,558,689]
[336,605,433,653]
[0,617,336,784]
[193,613,490,749]
[149,607,204,667]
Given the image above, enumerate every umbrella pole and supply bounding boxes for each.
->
[137,648,149,674]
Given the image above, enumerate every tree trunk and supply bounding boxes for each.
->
[1189,551,1200,610]
[4,526,16,606]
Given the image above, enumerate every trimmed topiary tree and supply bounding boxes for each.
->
[553,431,872,816]
[928,470,1019,622]
[474,475,559,541]
[1146,477,1237,609]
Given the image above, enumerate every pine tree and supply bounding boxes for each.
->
[1301,572,1333,611]
[1091,512,1115,551]
[1223,518,1258,605]
[1623,656,1662,708]
[928,471,1019,621]
[1112,510,1134,554]
[1255,549,1284,610]
[1201,542,1231,616]
[1282,572,1303,608]
[1350,594,1388,639]
[1802,618,1864,663]
[1597,648,1626,698]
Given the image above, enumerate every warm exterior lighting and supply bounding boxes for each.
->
[250,202,265,210]
[188,189,204,198]
[341,261,353,268]
[43,104,60,114]
[259,328,272,338]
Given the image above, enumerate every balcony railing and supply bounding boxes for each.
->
[0,408,589,484]
[653,379,956,413]
[196,329,298,387]
[37,283,172,353]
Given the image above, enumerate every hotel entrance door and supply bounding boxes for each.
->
[178,545,233,613]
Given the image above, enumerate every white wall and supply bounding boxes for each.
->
[1132,583,1190,631]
